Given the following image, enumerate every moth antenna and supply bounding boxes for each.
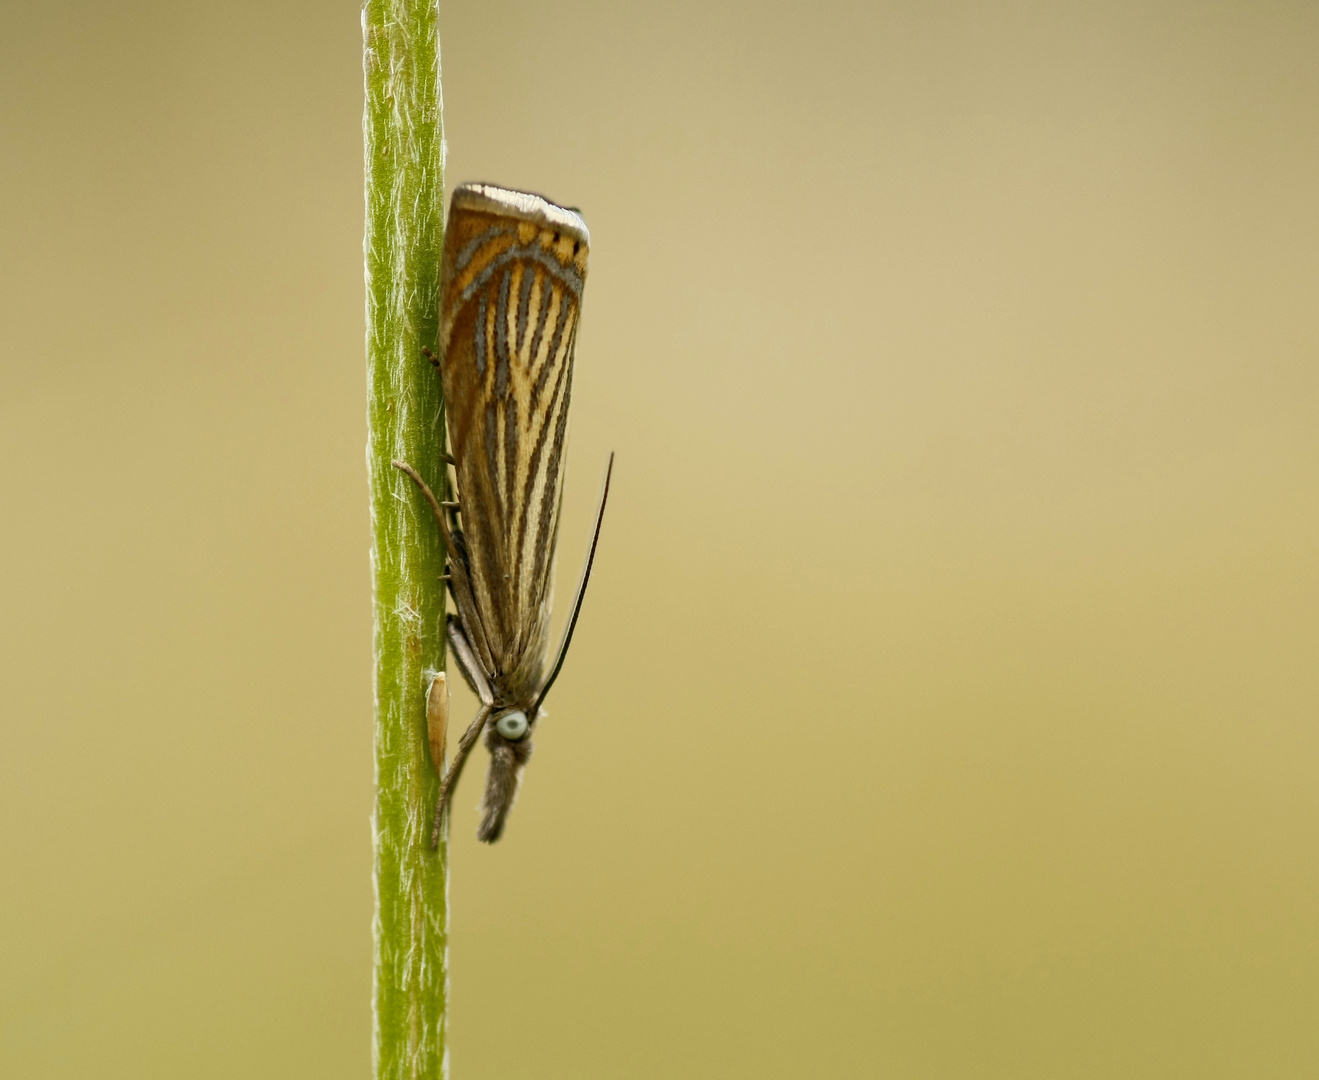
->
[531,453,614,714]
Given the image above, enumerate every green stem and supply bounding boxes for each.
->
[363,2,448,1077]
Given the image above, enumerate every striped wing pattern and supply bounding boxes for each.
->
[438,185,590,703]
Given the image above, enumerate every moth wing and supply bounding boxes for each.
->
[437,184,589,701]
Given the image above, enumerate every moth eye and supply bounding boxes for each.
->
[495,710,529,741]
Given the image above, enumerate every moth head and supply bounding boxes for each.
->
[493,709,530,742]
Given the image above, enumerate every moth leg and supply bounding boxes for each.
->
[393,458,463,536]
[393,459,463,579]
[392,459,447,527]
[393,458,499,684]
[431,703,492,848]
[419,348,458,466]
[440,499,463,537]
[447,615,494,706]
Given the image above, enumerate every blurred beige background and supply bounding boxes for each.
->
[3,1,1318,1076]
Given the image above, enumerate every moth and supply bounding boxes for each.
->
[394,183,612,845]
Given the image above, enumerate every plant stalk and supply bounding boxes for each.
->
[363,1,448,1076]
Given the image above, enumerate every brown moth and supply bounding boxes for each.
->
[394,183,612,845]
